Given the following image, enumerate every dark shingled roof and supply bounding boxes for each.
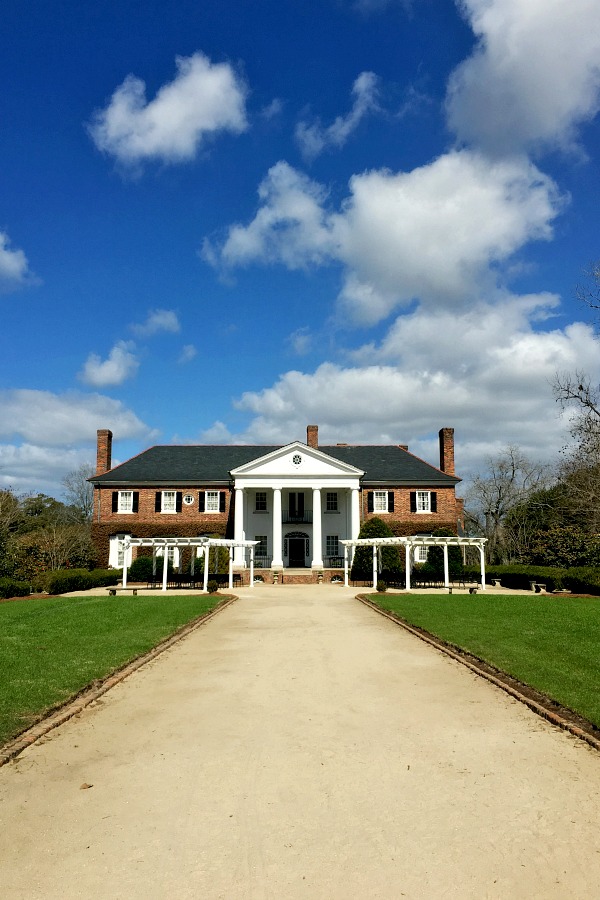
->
[89,443,460,487]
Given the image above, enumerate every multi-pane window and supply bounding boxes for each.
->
[415,545,428,562]
[255,491,267,511]
[118,491,133,513]
[326,535,339,556]
[373,491,388,513]
[326,492,338,511]
[255,535,268,557]
[205,491,220,512]
[162,491,177,513]
[416,491,431,513]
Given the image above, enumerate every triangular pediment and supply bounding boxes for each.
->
[230,441,364,478]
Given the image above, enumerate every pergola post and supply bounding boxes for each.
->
[405,543,411,591]
[479,543,486,590]
[249,545,255,589]
[372,544,377,589]
[443,544,449,588]
[344,544,349,587]
[203,545,209,592]
[161,545,168,592]
[228,546,233,590]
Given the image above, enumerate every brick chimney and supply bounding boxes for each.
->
[439,427,455,476]
[96,429,113,474]
[307,425,318,449]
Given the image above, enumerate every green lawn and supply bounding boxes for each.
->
[369,592,600,728]
[0,593,225,746]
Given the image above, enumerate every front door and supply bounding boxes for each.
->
[288,537,306,567]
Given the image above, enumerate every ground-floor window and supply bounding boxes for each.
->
[109,533,131,568]
[326,535,339,556]
[255,535,268,557]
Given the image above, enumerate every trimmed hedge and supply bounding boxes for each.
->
[0,577,31,599]
[463,563,600,595]
[44,568,119,596]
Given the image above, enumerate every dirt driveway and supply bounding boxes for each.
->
[2,584,600,899]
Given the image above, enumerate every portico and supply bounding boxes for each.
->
[230,441,363,571]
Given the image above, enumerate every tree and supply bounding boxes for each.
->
[350,517,402,580]
[62,463,95,522]
[466,447,550,564]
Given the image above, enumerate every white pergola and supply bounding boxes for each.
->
[121,536,259,592]
[340,535,487,590]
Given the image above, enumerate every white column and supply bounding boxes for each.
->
[228,545,233,590]
[203,545,210,592]
[249,545,255,588]
[443,544,449,587]
[372,544,377,589]
[312,487,323,567]
[479,544,486,590]
[162,545,168,592]
[405,543,411,590]
[233,488,244,566]
[351,488,360,540]
[272,488,283,567]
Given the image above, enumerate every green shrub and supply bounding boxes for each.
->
[376,580,387,592]
[563,567,600,596]
[45,568,118,595]
[207,580,219,594]
[463,564,567,591]
[128,556,156,582]
[0,577,31,599]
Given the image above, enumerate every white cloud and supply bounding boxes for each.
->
[295,71,380,161]
[79,340,139,387]
[0,231,36,291]
[0,444,95,495]
[0,389,153,446]
[447,0,600,154]
[88,52,248,166]
[203,161,336,270]
[178,344,197,364]
[204,153,563,324]
[131,308,181,337]
[221,294,600,475]
[287,327,312,356]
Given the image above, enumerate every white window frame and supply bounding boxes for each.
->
[326,535,339,557]
[161,490,177,514]
[414,545,428,562]
[157,546,179,569]
[416,491,432,513]
[255,491,267,512]
[109,533,131,569]
[255,535,268,557]
[205,490,220,513]
[326,492,338,512]
[373,491,388,513]
[118,491,133,513]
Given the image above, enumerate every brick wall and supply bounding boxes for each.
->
[360,486,460,533]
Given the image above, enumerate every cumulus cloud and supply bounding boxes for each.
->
[0,231,36,291]
[131,308,180,337]
[204,153,563,324]
[287,327,312,356]
[202,161,336,270]
[295,71,380,161]
[79,340,139,387]
[224,294,600,473]
[88,52,248,166]
[447,0,600,154]
[0,389,152,446]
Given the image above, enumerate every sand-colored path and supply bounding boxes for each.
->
[2,585,600,899]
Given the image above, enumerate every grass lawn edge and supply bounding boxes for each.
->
[357,593,600,754]
[0,593,237,767]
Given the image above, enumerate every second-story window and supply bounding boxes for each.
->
[255,491,267,511]
[162,491,177,513]
[326,492,338,511]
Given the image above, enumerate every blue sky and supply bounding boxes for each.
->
[2,0,600,496]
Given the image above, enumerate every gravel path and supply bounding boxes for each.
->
[2,584,600,899]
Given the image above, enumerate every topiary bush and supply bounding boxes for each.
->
[128,555,156,582]
[376,580,387,592]
[207,579,219,594]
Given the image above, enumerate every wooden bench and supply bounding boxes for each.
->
[107,587,138,596]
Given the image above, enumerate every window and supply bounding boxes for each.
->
[414,545,428,562]
[109,533,131,568]
[374,491,388,513]
[326,535,339,557]
[410,491,437,513]
[255,491,267,512]
[118,491,133,513]
[183,494,194,506]
[112,491,138,514]
[255,535,268,557]
[326,492,338,512]
[205,491,220,513]
[162,491,177,513]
